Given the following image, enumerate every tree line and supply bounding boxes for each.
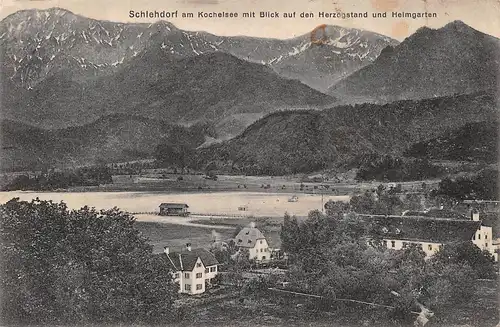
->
[433,168,498,200]
[2,166,113,191]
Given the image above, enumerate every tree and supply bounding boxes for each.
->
[431,241,496,279]
[280,204,481,323]
[280,213,301,254]
[0,198,178,325]
[324,200,350,219]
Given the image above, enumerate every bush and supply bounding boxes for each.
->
[0,198,178,325]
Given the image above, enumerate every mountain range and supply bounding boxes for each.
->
[196,91,498,175]
[328,21,500,103]
[2,48,333,132]
[0,7,397,92]
[0,114,216,171]
[1,8,499,173]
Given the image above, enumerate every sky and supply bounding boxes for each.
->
[0,0,499,40]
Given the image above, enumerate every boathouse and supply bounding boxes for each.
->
[159,203,190,216]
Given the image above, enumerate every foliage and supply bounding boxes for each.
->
[0,198,178,325]
[431,241,496,279]
[349,190,404,215]
[154,143,195,168]
[404,121,498,164]
[280,203,481,321]
[355,154,443,182]
[2,166,113,191]
[434,168,498,200]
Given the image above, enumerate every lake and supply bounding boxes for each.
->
[0,191,350,218]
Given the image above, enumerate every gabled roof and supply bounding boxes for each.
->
[358,214,481,243]
[234,227,266,248]
[159,203,189,208]
[160,248,219,272]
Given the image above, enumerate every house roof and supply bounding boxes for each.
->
[358,214,481,243]
[160,248,219,271]
[234,227,266,248]
[159,203,189,209]
[403,209,467,220]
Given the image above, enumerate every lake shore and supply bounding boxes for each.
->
[0,190,349,218]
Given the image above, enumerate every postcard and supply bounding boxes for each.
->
[0,0,499,326]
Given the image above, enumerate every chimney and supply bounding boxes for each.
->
[471,210,480,221]
[186,243,192,251]
[249,221,256,228]
[163,246,169,255]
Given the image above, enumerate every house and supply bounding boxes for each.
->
[159,243,220,295]
[234,224,270,262]
[159,203,189,216]
[358,213,483,259]
[470,210,497,261]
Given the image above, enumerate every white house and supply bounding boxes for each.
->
[160,243,220,295]
[358,212,489,260]
[470,210,498,261]
[234,224,270,262]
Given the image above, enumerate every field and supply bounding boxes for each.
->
[136,218,282,253]
[135,222,235,253]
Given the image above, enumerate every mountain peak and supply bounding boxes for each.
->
[442,20,477,34]
[40,7,76,16]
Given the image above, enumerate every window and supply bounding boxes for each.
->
[238,239,242,243]
[485,234,488,239]
[210,266,216,272]
[248,240,252,244]
[485,243,489,248]
[260,240,263,244]
[196,263,202,268]
[184,273,190,279]
[196,284,203,290]
[205,268,209,273]
[196,273,202,279]
[472,234,476,240]
[428,244,433,251]
[260,248,263,252]
[391,241,395,248]
[478,234,481,240]
[383,240,387,247]
[185,284,191,291]
[262,256,266,260]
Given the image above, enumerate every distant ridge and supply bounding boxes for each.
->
[328,20,500,103]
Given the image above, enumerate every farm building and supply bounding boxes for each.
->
[159,203,189,216]
[159,244,220,295]
[359,211,498,261]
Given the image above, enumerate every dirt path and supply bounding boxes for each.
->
[134,214,234,229]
